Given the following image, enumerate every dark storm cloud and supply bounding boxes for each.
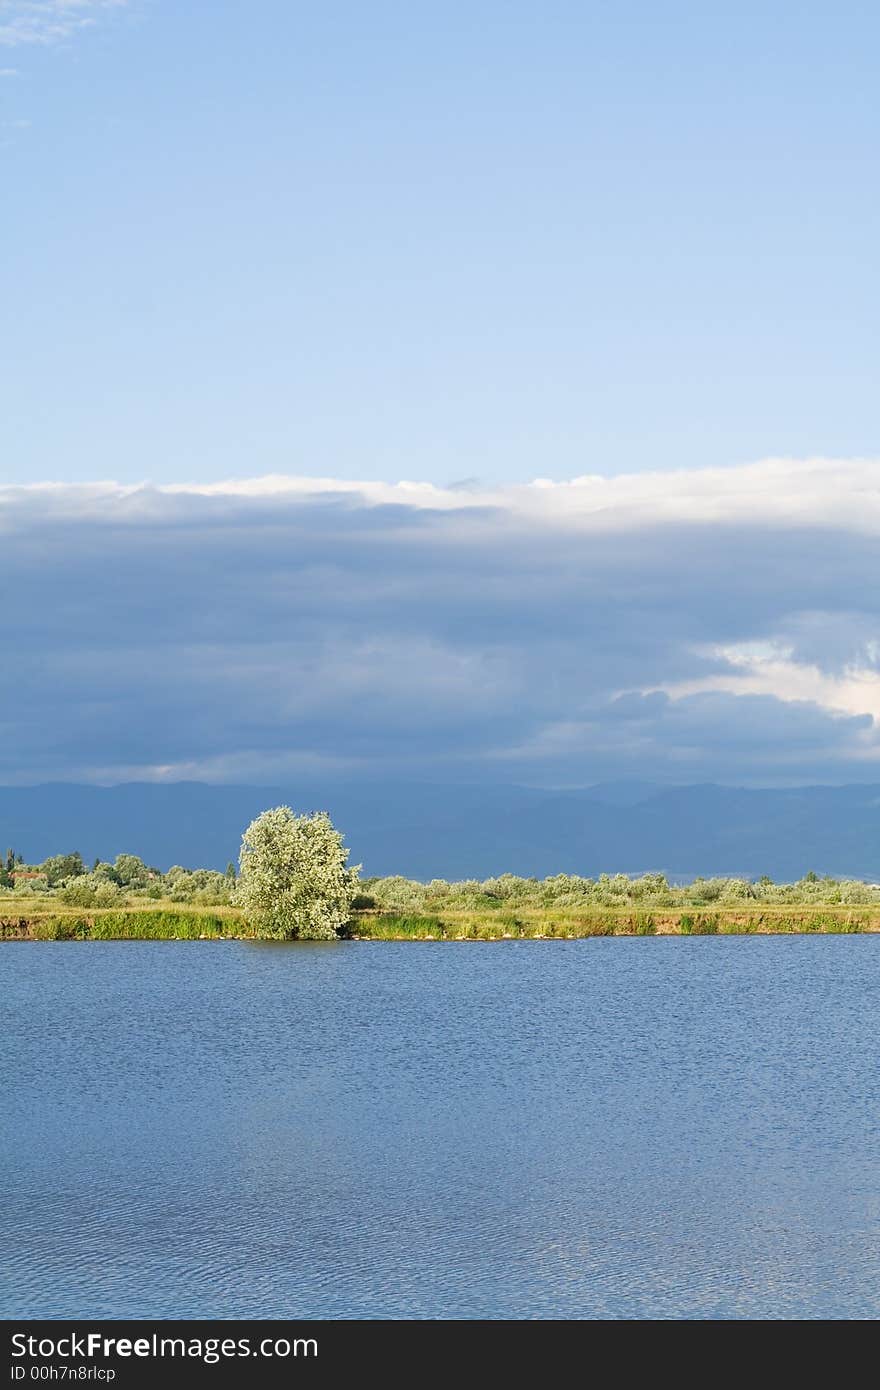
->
[3,464,880,786]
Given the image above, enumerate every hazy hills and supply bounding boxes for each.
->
[2,780,880,882]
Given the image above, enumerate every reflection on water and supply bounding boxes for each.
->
[2,938,880,1319]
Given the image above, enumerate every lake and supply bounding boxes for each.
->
[2,938,879,1319]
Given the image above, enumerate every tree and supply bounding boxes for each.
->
[41,852,85,887]
[113,853,149,888]
[236,807,359,940]
[92,861,120,883]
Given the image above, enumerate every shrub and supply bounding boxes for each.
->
[14,874,50,895]
[59,874,122,907]
[369,876,428,913]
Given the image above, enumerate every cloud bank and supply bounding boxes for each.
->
[3,458,880,787]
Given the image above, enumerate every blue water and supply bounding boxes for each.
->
[2,938,880,1320]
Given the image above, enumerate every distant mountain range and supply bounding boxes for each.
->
[2,780,880,882]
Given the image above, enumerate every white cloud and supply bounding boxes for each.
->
[656,642,880,732]
[164,456,880,535]
[5,456,880,534]
[0,1,127,47]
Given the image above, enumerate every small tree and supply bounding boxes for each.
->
[113,853,149,888]
[236,807,358,940]
[41,852,85,887]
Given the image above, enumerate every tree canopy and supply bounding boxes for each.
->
[236,807,359,939]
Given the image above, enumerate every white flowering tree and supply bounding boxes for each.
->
[236,806,359,939]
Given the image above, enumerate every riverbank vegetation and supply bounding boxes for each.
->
[4,806,880,940]
[1,900,874,940]
[3,858,880,939]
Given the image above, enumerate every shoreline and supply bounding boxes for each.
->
[4,935,879,943]
[2,906,877,942]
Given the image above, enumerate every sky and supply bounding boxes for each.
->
[2,3,880,789]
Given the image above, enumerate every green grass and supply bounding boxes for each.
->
[0,899,245,941]
[351,913,446,940]
[0,896,876,940]
[29,910,235,941]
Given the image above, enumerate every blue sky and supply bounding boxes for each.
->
[2,3,880,791]
[2,1,878,486]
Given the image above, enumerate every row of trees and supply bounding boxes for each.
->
[2,849,238,906]
[359,868,880,911]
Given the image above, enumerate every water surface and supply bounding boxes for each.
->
[3,938,879,1319]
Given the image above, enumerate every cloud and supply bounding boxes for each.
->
[8,455,880,532]
[0,1,127,47]
[656,642,880,730]
[3,458,880,787]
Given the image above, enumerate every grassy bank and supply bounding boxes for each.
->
[0,901,243,940]
[1,897,877,940]
[351,906,872,938]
